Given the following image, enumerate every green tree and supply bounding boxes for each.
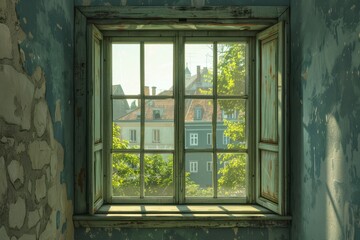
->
[217,43,247,195]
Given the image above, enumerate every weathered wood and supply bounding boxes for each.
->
[74,9,88,215]
[78,6,288,20]
[73,212,291,228]
[256,22,286,215]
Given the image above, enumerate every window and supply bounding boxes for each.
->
[129,129,137,143]
[194,107,203,120]
[223,133,230,145]
[189,161,198,173]
[152,129,160,143]
[153,110,161,120]
[189,133,198,146]
[76,10,287,216]
[206,161,213,172]
[207,133,212,145]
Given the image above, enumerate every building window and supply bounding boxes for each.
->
[223,133,230,145]
[207,133,212,145]
[129,129,137,143]
[206,161,213,172]
[189,133,198,146]
[153,110,161,120]
[152,129,160,143]
[80,19,287,215]
[194,107,202,120]
[190,161,198,173]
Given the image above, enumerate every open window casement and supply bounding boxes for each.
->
[88,24,104,214]
[256,21,287,215]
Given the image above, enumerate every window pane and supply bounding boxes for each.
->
[145,43,173,96]
[112,43,140,96]
[145,99,174,150]
[185,99,213,149]
[112,153,140,197]
[216,99,246,149]
[185,153,213,197]
[217,42,247,96]
[217,153,247,197]
[113,99,141,149]
[144,154,173,197]
[185,43,213,95]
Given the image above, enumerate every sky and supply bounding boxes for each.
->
[112,43,213,96]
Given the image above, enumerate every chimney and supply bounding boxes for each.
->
[145,86,150,96]
[196,65,201,82]
[152,86,156,96]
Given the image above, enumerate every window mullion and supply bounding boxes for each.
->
[177,33,185,204]
[213,42,218,199]
[140,42,145,199]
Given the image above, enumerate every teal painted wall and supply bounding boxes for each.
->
[290,0,360,239]
[16,0,74,200]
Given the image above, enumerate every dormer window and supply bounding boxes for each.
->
[194,107,202,120]
[153,110,161,120]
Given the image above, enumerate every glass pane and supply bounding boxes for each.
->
[217,42,247,96]
[185,99,213,149]
[112,43,140,95]
[112,153,140,197]
[185,153,213,197]
[144,154,173,197]
[145,99,174,150]
[113,99,141,149]
[145,43,173,96]
[217,99,246,149]
[217,153,247,197]
[185,43,213,95]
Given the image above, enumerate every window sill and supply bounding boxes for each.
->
[73,205,291,228]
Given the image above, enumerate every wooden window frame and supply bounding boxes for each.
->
[74,6,290,221]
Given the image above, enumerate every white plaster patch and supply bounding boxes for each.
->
[50,152,58,180]
[7,160,24,189]
[34,82,46,99]
[0,157,8,205]
[18,234,36,240]
[28,210,41,229]
[32,67,42,82]
[0,226,10,240]
[55,100,62,124]
[0,24,12,59]
[35,175,46,202]
[33,100,48,137]
[28,140,51,169]
[0,64,34,130]
[9,197,26,229]
[39,211,57,240]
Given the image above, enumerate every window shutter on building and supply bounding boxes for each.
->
[88,24,104,214]
[256,22,287,215]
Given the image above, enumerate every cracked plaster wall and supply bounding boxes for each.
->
[290,0,360,239]
[0,0,74,239]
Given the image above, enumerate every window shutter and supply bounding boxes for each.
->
[88,24,104,214]
[256,22,287,215]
